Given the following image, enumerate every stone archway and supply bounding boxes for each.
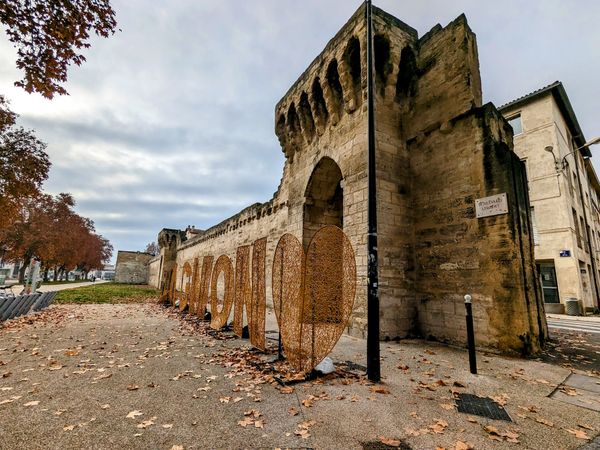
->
[303,157,343,249]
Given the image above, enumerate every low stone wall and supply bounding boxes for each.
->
[148,256,161,288]
[114,251,153,284]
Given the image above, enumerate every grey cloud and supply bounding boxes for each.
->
[1,0,599,259]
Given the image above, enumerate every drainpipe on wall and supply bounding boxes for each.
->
[573,152,600,310]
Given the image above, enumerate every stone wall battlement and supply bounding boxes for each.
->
[147,5,547,355]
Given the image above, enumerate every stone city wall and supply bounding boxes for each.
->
[149,5,546,354]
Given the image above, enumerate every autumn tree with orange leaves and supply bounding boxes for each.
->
[0,98,50,233]
[0,1,118,220]
[0,0,117,99]
[0,194,113,282]
[0,1,117,279]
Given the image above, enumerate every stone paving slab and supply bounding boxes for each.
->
[550,373,600,412]
[567,373,600,394]
[0,303,598,450]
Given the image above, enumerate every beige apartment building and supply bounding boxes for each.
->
[500,82,600,313]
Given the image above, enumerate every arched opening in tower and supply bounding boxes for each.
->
[302,157,344,250]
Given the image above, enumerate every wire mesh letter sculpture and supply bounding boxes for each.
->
[273,225,356,373]
[161,227,356,374]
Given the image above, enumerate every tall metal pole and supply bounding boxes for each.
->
[574,153,600,309]
[365,0,381,382]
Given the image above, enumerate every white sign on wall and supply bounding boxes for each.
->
[475,193,508,218]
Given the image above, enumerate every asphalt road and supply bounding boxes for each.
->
[539,315,600,373]
[547,317,600,334]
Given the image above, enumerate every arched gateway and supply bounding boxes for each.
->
[303,157,344,249]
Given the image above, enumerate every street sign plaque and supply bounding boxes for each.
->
[475,193,508,218]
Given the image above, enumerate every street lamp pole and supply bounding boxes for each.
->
[565,137,600,309]
[365,0,381,382]
[559,137,600,170]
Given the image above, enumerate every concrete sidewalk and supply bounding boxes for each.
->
[6,279,108,294]
[0,303,598,449]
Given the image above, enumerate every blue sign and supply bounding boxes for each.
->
[559,250,571,257]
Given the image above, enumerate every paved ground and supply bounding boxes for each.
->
[1,303,599,450]
[539,315,600,373]
[3,280,109,295]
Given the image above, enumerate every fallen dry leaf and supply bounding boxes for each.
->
[455,441,474,450]
[237,417,254,427]
[491,394,509,406]
[244,409,262,419]
[302,398,314,407]
[484,425,520,443]
[280,386,294,394]
[254,420,264,429]
[289,407,299,416]
[294,429,310,439]
[24,401,40,407]
[137,418,155,429]
[63,425,76,431]
[379,436,401,447]
[126,410,143,419]
[560,386,579,397]
[162,424,173,429]
[127,384,139,391]
[566,428,590,440]
[429,419,448,434]
[370,386,391,395]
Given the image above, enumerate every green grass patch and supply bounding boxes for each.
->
[55,283,158,304]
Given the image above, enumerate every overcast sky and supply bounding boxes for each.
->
[0,1,599,262]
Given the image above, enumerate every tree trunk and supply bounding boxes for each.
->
[53,266,58,282]
[43,267,49,282]
[18,257,30,284]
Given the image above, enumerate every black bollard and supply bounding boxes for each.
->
[464,294,477,375]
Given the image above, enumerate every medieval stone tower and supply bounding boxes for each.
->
[150,5,547,355]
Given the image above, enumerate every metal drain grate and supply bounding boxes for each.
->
[455,393,512,421]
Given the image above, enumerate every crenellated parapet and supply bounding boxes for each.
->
[274,6,418,162]
[157,228,186,251]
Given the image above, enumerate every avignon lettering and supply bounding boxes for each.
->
[160,225,356,373]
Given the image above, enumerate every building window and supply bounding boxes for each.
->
[573,208,582,248]
[573,171,581,200]
[581,217,588,251]
[530,207,540,245]
[538,262,559,304]
[507,114,522,135]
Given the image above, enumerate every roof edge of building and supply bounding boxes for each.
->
[498,81,591,157]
